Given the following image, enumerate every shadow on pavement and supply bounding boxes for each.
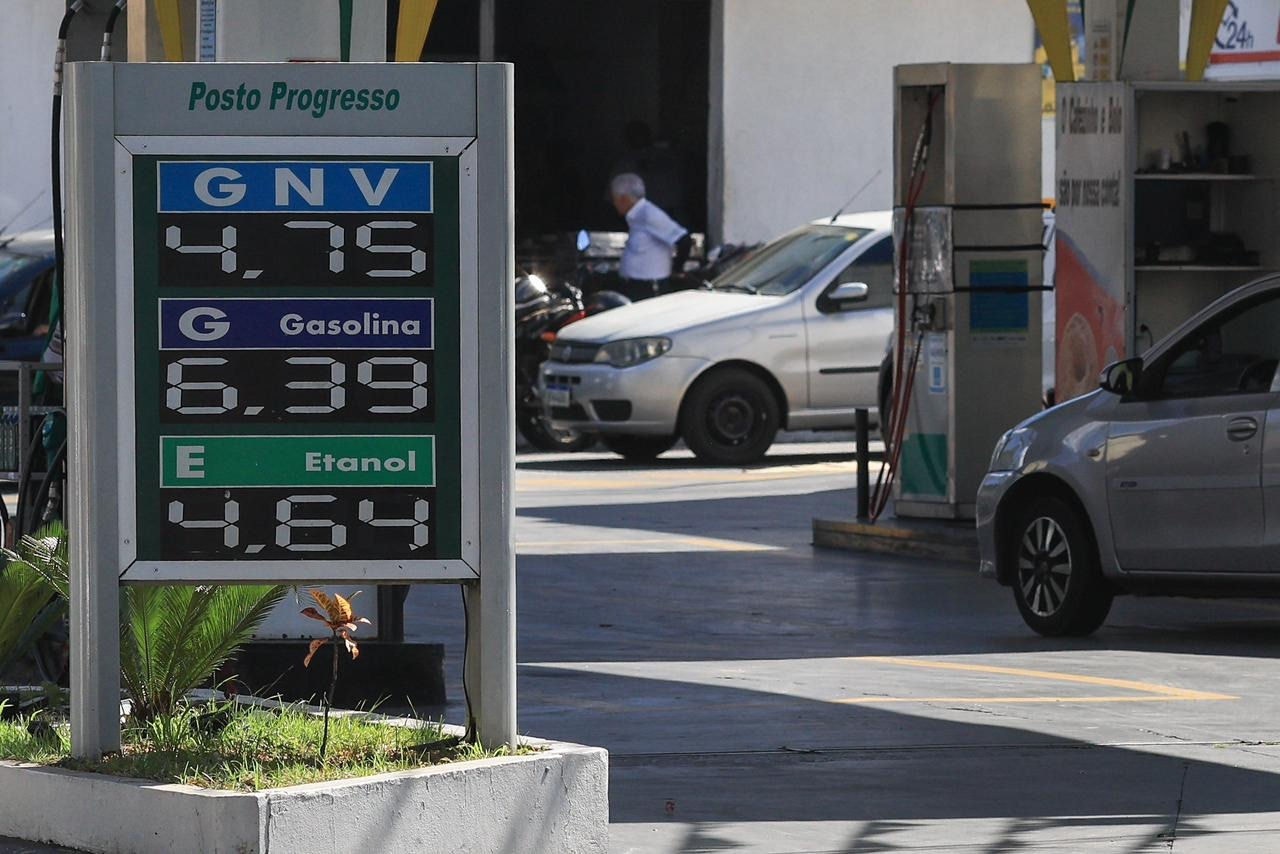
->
[515,488,1280,663]
[409,465,1280,852]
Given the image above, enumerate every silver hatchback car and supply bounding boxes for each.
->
[540,212,894,464]
[979,275,1280,636]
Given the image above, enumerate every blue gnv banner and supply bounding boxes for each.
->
[158,160,433,213]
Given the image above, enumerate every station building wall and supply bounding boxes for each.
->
[710,0,1037,245]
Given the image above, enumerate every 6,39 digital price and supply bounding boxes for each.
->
[161,350,433,423]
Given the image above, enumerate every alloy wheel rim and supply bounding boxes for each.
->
[1017,516,1072,617]
[709,393,757,444]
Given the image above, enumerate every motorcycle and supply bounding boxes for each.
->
[514,271,630,451]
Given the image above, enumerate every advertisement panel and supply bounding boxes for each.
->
[1054,82,1127,401]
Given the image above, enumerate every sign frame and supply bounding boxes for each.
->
[112,135,481,583]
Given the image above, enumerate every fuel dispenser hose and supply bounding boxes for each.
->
[869,88,940,522]
[50,1,84,326]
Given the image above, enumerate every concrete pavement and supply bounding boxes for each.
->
[10,440,1280,851]
[421,442,1280,852]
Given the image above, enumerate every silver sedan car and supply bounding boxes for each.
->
[978,275,1280,636]
[539,212,893,464]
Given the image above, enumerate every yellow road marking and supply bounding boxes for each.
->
[835,656,1236,705]
[838,696,1228,705]
[518,536,778,553]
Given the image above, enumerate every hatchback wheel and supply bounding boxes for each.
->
[681,368,779,465]
[1010,495,1112,637]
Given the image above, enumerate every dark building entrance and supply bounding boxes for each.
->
[422,1,710,241]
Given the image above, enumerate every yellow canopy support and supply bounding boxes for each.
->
[1027,0,1076,82]
[153,0,185,62]
[1186,0,1229,81]
[395,0,440,62]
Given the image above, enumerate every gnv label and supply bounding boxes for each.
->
[158,161,433,213]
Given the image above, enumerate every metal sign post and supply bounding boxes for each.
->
[64,62,514,756]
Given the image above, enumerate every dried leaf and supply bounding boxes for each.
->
[342,633,360,660]
[355,617,372,625]
[303,637,328,667]
[299,607,327,623]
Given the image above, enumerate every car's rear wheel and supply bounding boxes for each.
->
[877,353,894,447]
[681,368,780,465]
[602,434,677,461]
[1010,495,1112,637]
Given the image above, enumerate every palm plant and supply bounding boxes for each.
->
[6,525,288,722]
[118,584,289,721]
[0,524,66,680]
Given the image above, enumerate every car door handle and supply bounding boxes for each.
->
[1226,416,1258,442]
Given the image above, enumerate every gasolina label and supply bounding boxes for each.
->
[159,297,434,350]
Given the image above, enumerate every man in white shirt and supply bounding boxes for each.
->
[610,173,691,300]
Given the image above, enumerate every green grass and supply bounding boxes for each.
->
[0,702,532,791]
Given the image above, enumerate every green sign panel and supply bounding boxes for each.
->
[132,153,462,562]
[160,435,436,488]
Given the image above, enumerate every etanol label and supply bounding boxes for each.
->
[161,435,436,488]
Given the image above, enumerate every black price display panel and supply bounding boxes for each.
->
[133,156,462,564]
[159,488,435,561]
[157,213,435,287]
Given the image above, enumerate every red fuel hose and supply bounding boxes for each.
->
[869,88,940,522]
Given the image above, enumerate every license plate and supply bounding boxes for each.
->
[544,386,571,408]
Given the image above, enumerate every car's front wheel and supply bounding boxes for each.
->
[681,368,780,465]
[1009,495,1113,637]
[602,434,678,461]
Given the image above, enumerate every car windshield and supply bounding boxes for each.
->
[0,251,45,285]
[710,225,872,296]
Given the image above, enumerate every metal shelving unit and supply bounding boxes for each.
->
[1054,80,1280,401]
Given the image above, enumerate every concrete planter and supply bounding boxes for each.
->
[0,718,608,854]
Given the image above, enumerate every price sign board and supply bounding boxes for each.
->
[66,61,511,585]
[66,62,514,753]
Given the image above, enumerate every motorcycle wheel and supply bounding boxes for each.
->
[517,412,597,452]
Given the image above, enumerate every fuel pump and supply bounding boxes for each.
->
[884,63,1046,520]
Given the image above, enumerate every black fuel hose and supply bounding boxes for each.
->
[101,0,128,61]
[51,1,85,315]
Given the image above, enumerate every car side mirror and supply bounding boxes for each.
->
[1099,357,1143,396]
[576,229,591,252]
[828,281,869,305]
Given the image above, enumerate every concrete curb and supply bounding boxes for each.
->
[0,717,608,854]
[813,516,979,563]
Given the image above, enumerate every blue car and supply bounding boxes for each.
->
[0,229,55,363]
